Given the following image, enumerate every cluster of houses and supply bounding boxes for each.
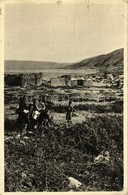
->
[50,75,92,87]
[50,73,123,88]
[5,72,123,89]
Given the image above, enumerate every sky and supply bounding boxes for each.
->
[4,2,125,63]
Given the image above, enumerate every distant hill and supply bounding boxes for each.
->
[66,48,123,73]
[5,60,69,72]
[5,48,123,73]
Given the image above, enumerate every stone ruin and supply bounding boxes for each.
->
[5,73,43,87]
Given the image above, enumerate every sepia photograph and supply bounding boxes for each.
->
[2,0,128,193]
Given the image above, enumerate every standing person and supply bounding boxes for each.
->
[40,95,48,112]
[38,97,49,128]
[17,95,29,135]
[17,96,26,115]
[33,98,46,112]
[32,98,41,129]
[17,95,27,123]
[27,103,34,130]
[66,100,73,124]
[33,99,38,111]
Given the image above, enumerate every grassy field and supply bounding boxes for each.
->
[4,84,123,192]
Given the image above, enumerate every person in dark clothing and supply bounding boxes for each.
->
[27,97,50,132]
[31,99,40,129]
[17,95,30,135]
[28,103,34,122]
[17,96,25,114]
[27,103,35,131]
[17,96,28,123]
[66,100,73,123]
[37,97,49,128]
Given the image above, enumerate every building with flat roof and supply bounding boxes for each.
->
[50,75,92,87]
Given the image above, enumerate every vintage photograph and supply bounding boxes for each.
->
[4,0,126,192]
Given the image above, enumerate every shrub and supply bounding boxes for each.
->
[5,115,123,191]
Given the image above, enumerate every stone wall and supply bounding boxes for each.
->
[50,77,65,86]
[5,74,21,86]
[84,79,93,87]
[35,73,43,85]
[5,73,43,87]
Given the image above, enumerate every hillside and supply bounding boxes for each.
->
[67,48,123,73]
[5,60,69,72]
[5,48,123,73]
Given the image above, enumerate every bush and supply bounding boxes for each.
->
[111,101,123,113]
[5,115,123,191]
[4,118,17,134]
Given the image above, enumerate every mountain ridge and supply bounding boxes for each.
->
[5,48,123,73]
[66,48,123,71]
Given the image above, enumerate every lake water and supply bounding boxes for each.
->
[5,68,98,80]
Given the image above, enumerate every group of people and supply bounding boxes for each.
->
[17,95,49,135]
[16,95,74,135]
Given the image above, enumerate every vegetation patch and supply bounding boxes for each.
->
[5,115,123,191]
